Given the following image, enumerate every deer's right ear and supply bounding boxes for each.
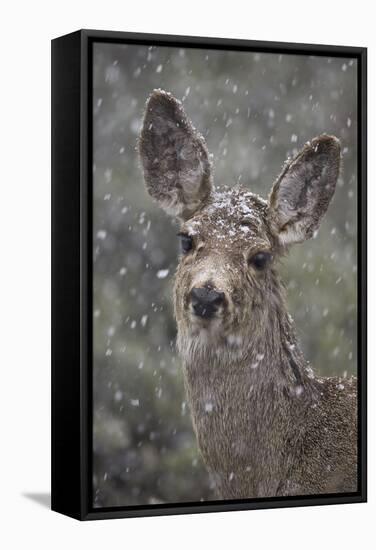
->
[268,135,341,246]
[138,90,212,220]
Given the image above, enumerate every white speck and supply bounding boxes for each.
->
[232,84,238,94]
[347,118,352,128]
[104,168,112,183]
[130,118,141,134]
[119,267,127,276]
[295,385,304,396]
[256,353,264,361]
[107,326,115,337]
[307,368,315,380]
[157,269,169,279]
[291,134,298,143]
[156,64,163,73]
[105,348,112,357]
[205,402,213,413]
[97,98,103,107]
[114,390,122,402]
[337,383,345,391]
[130,320,137,329]
[285,113,292,122]
[138,361,144,370]
[141,315,148,327]
[229,472,235,481]
[227,334,243,347]
[119,146,125,154]
[130,399,140,407]
[97,230,107,240]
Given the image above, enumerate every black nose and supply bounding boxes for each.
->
[190,287,225,319]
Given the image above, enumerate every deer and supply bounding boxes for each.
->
[138,89,357,500]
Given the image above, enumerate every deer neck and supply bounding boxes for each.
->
[179,304,317,396]
[178,304,319,495]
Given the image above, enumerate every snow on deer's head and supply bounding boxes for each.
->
[139,90,340,356]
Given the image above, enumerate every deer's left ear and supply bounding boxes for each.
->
[268,135,341,246]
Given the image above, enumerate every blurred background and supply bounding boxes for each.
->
[92,42,358,508]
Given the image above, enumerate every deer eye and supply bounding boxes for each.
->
[248,251,272,270]
[178,233,193,254]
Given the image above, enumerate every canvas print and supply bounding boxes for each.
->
[92,43,358,508]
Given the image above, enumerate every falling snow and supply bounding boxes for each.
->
[156,269,169,279]
[97,230,107,240]
[92,43,358,508]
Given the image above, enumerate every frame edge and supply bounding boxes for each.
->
[51,29,85,521]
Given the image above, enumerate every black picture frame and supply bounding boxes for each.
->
[51,29,367,521]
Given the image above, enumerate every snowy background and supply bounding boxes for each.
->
[92,43,358,507]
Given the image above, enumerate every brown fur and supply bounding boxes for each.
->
[138,89,357,499]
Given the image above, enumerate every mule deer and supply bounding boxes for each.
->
[139,89,357,499]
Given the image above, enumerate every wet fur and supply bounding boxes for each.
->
[139,89,357,499]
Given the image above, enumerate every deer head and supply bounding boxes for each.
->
[139,90,340,360]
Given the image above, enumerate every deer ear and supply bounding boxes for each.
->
[139,89,213,220]
[268,135,341,246]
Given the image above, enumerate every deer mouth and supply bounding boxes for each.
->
[192,302,219,319]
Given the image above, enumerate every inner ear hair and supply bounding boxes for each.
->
[268,134,341,246]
